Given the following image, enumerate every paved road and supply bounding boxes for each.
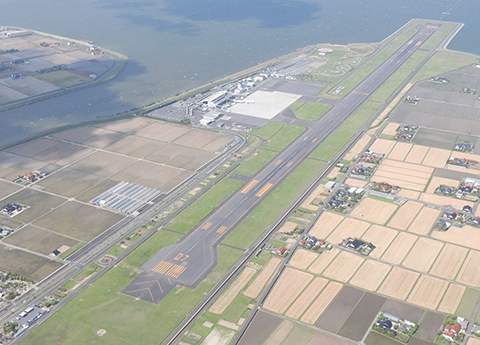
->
[123,24,439,303]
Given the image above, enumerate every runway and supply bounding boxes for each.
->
[123,23,438,303]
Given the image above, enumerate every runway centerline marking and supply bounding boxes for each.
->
[216,225,227,234]
[255,183,273,198]
[241,179,259,194]
[202,222,213,230]
[189,241,199,251]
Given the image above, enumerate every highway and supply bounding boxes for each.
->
[123,23,439,303]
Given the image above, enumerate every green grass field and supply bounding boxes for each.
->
[167,178,243,233]
[411,50,477,83]
[59,242,86,259]
[290,101,332,121]
[310,100,382,161]
[232,149,278,177]
[35,70,91,88]
[222,159,326,249]
[20,232,243,345]
[456,287,480,318]
[252,122,304,151]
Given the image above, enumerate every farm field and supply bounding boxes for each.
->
[406,275,448,310]
[437,284,465,314]
[349,198,397,225]
[377,267,419,300]
[244,258,281,299]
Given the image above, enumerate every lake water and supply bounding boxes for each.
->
[0,0,478,146]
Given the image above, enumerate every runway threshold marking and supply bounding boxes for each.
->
[275,159,282,165]
[216,225,228,234]
[241,179,259,194]
[255,183,273,197]
[287,161,293,167]
[124,288,154,302]
[202,222,213,230]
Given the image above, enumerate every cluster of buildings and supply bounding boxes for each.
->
[371,182,400,194]
[429,76,449,83]
[460,87,476,95]
[438,205,480,230]
[441,316,468,342]
[456,177,480,199]
[0,226,13,237]
[405,95,420,104]
[0,28,30,39]
[341,237,375,256]
[327,185,365,212]
[299,235,332,251]
[359,150,384,164]
[350,164,373,178]
[1,203,26,218]
[447,157,479,169]
[374,312,417,341]
[36,64,67,74]
[13,170,47,185]
[395,124,418,142]
[454,142,474,152]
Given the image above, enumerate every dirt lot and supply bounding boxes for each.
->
[285,277,328,320]
[456,250,480,287]
[210,267,256,314]
[415,312,445,342]
[407,275,448,310]
[404,145,430,164]
[33,201,124,242]
[418,193,474,209]
[344,178,367,188]
[70,151,136,177]
[94,117,153,133]
[407,207,441,236]
[467,337,480,345]
[429,244,468,280]
[308,248,340,275]
[264,267,313,314]
[378,267,420,300]
[145,144,216,170]
[360,225,398,259]
[37,168,106,198]
[308,212,344,239]
[326,218,370,244]
[300,281,343,324]
[0,244,63,282]
[104,136,165,158]
[322,251,365,283]
[437,284,465,314]
[432,225,480,251]
[388,142,413,161]
[350,198,398,225]
[173,129,230,152]
[112,160,193,191]
[382,123,399,136]
[0,189,66,224]
[135,122,191,142]
[387,201,423,230]
[0,180,21,200]
[0,152,52,181]
[289,249,319,270]
[338,293,387,341]
[315,286,365,333]
[4,225,78,256]
[238,310,281,345]
[75,178,119,203]
[382,299,425,323]
[344,134,372,160]
[368,138,396,155]
[396,189,421,199]
[425,176,460,194]
[402,237,444,272]
[263,320,295,345]
[244,257,281,299]
[422,147,452,168]
[381,232,418,264]
[349,260,391,292]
